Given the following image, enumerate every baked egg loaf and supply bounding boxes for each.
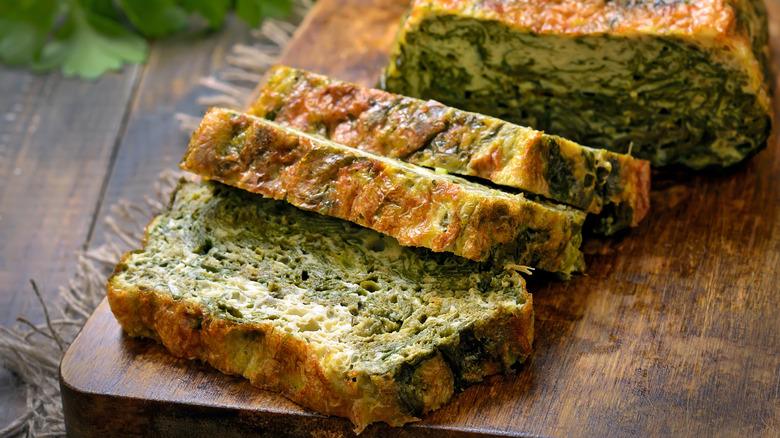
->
[181,108,586,276]
[107,180,534,432]
[380,0,773,170]
[250,65,650,235]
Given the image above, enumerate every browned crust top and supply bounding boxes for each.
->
[181,108,585,273]
[251,65,650,230]
[417,0,739,41]
[105,283,420,431]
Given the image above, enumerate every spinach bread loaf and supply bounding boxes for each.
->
[107,180,534,432]
[249,65,650,235]
[380,0,773,170]
[181,108,586,276]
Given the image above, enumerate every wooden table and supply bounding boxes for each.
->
[2,0,780,436]
[0,16,255,428]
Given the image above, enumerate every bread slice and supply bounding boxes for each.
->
[107,180,534,432]
[380,0,772,170]
[249,65,650,235]
[181,108,586,276]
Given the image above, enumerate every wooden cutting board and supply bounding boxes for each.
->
[60,0,780,436]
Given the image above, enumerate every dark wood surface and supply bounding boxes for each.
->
[0,17,252,430]
[2,0,779,435]
[0,59,140,429]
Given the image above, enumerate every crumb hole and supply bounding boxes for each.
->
[367,239,386,252]
[360,280,380,292]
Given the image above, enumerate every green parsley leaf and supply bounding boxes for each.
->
[79,0,119,20]
[33,2,147,79]
[0,19,44,66]
[117,0,189,38]
[236,0,292,27]
[0,0,294,80]
[178,0,232,29]
[234,0,263,27]
[260,0,292,20]
[0,0,59,66]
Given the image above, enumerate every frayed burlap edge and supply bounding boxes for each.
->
[0,170,182,438]
[176,0,312,134]
[0,2,310,436]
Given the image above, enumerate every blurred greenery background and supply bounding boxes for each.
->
[0,0,292,79]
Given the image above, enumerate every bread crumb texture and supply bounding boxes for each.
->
[108,181,534,432]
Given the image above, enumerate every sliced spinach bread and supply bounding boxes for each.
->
[181,108,586,276]
[107,180,534,432]
[380,0,773,170]
[249,65,650,235]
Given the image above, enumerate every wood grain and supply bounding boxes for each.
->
[0,65,141,428]
[62,0,780,436]
[274,0,409,88]
[87,17,253,251]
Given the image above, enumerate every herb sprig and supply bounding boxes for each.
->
[0,0,292,79]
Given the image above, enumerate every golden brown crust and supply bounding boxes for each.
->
[250,65,650,233]
[107,284,419,431]
[624,157,651,227]
[107,282,534,432]
[181,108,586,274]
[403,0,769,111]
[422,0,737,41]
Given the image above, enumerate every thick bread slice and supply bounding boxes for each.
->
[249,65,650,235]
[380,0,772,170]
[181,108,586,276]
[107,180,534,433]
